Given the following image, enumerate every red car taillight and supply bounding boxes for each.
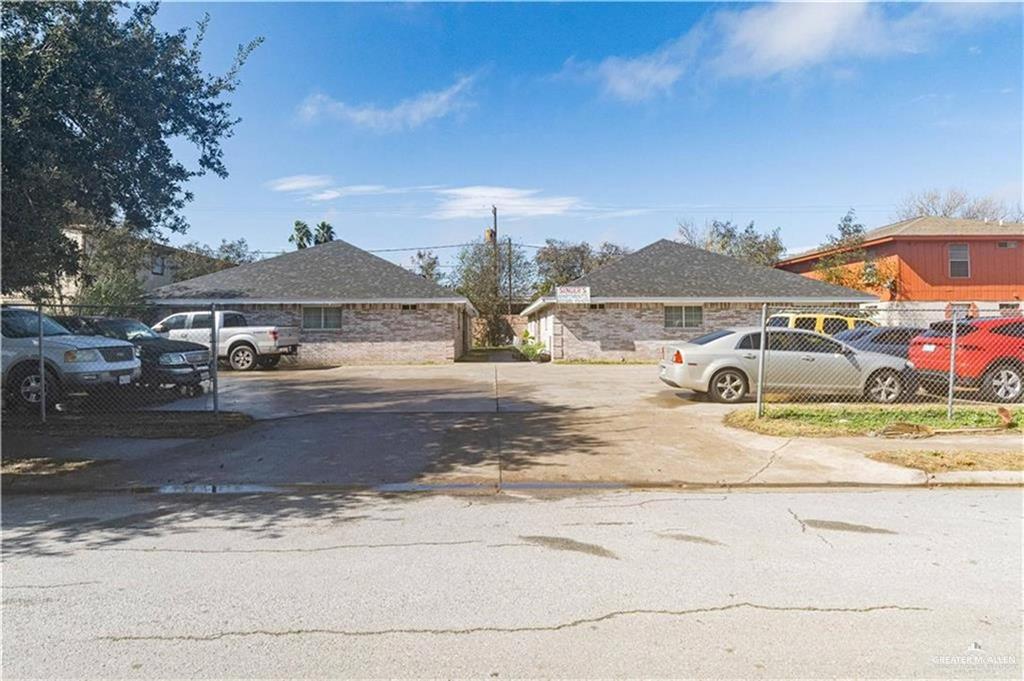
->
[673,350,684,364]
[270,329,279,342]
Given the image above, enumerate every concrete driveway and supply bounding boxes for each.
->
[6,363,1020,490]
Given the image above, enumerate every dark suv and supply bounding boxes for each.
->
[56,316,211,394]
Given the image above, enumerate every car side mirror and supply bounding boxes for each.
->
[153,324,166,333]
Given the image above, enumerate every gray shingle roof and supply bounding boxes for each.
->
[149,239,464,302]
[563,239,874,300]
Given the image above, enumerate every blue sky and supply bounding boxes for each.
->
[155,2,1022,268]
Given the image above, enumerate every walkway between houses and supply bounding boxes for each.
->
[3,364,1021,493]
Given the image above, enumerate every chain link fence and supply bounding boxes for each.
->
[747,304,1024,417]
[1,303,220,420]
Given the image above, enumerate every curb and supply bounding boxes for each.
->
[2,478,1021,496]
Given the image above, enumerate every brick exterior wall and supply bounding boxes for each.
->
[155,303,467,365]
[529,303,768,361]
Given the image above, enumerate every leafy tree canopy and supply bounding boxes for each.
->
[289,220,312,249]
[173,238,258,282]
[677,219,785,266]
[451,239,535,346]
[410,250,442,283]
[313,221,335,245]
[1,1,261,294]
[534,239,631,296]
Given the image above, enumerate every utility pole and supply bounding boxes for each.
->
[507,237,513,315]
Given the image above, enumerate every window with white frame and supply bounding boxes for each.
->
[151,254,166,276]
[302,306,342,330]
[948,243,970,278]
[664,305,703,328]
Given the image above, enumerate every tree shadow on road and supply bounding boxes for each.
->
[2,376,613,557]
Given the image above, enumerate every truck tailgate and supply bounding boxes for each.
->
[275,326,300,348]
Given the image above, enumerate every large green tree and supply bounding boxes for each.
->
[676,219,785,266]
[173,237,258,282]
[533,239,631,296]
[451,239,535,346]
[1,2,261,295]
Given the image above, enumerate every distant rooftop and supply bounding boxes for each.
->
[780,216,1024,263]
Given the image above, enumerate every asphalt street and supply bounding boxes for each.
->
[3,488,1021,678]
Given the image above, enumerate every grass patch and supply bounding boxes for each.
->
[724,405,1023,437]
[1,410,253,439]
[867,450,1024,473]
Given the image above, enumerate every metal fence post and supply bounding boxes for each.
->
[946,312,958,419]
[210,303,219,416]
[756,303,768,418]
[37,303,46,423]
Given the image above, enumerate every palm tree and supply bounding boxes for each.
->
[289,220,312,249]
[313,221,335,245]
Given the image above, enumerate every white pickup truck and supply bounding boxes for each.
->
[152,310,300,371]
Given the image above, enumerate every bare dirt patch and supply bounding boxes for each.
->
[867,449,1024,474]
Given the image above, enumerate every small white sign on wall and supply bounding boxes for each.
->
[556,286,591,304]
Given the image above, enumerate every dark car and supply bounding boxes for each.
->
[55,316,211,393]
[833,326,926,360]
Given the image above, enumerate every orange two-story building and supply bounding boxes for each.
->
[776,216,1024,322]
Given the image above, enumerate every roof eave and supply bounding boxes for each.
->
[522,294,877,316]
[147,296,476,308]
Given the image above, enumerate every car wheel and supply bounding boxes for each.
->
[257,355,281,369]
[982,365,1024,403]
[228,345,257,371]
[709,369,748,403]
[866,369,903,404]
[6,365,62,412]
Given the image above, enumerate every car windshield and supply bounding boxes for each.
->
[688,330,733,345]
[924,320,978,337]
[766,316,789,327]
[96,319,160,341]
[834,328,871,342]
[0,309,72,338]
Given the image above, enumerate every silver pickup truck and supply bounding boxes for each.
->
[152,310,300,371]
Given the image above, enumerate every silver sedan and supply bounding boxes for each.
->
[658,327,915,404]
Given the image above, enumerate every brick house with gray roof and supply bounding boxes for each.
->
[149,239,475,364]
[521,239,875,361]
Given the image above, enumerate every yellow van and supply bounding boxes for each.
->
[767,312,877,336]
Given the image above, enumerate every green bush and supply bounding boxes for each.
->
[519,330,546,361]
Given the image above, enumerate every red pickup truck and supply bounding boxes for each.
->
[908,316,1024,403]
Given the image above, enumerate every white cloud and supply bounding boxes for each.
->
[590,29,704,101]
[266,175,332,192]
[431,186,582,219]
[298,75,477,131]
[712,3,882,78]
[575,3,1013,99]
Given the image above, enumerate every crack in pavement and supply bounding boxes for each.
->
[577,496,728,509]
[5,581,101,589]
[788,508,833,548]
[97,602,929,642]
[86,540,478,555]
[742,439,792,484]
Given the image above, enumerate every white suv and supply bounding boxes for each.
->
[1,308,141,410]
